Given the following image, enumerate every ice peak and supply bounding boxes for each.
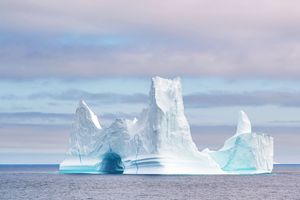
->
[151,76,181,85]
[76,100,101,129]
[236,110,251,135]
[150,76,183,112]
[146,76,199,156]
[79,99,87,107]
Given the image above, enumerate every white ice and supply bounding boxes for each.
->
[59,77,273,174]
[207,111,273,173]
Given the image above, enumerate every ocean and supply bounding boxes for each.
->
[0,164,299,200]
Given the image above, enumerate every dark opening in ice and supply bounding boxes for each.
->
[100,151,124,174]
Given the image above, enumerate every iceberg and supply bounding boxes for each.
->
[205,111,273,173]
[60,77,273,174]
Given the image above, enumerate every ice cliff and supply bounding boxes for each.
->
[59,77,273,174]
[206,111,273,173]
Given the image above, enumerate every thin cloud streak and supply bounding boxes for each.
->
[0,112,138,126]
[184,91,300,107]
[28,90,148,104]
[23,89,300,107]
[0,0,300,79]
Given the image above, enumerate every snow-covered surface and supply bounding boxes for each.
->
[59,77,274,174]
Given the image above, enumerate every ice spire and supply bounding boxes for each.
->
[67,100,102,156]
[78,100,101,129]
[236,110,251,135]
[145,76,199,156]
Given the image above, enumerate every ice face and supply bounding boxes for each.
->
[208,111,273,173]
[60,77,274,174]
[68,100,102,156]
[142,77,199,157]
[94,118,139,158]
[123,76,222,173]
[59,100,103,173]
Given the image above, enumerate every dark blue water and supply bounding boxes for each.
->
[0,164,299,200]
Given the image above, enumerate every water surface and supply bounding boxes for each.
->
[0,164,299,200]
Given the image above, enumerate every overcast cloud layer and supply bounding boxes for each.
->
[0,0,300,78]
[3,89,300,108]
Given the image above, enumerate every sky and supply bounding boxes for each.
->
[0,0,300,164]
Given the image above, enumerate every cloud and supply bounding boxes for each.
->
[0,0,300,79]
[0,111,138,126]
[28,89,148,104]
[24,89,300,107]
[268,120,300,125]
[0,123,69,154]
[0,112,73,125]
[1,0,300,35]
[184,91,300,107]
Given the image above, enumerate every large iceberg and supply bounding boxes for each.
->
[60,77,273,174]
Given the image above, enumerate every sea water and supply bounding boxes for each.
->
[0,164,299,200]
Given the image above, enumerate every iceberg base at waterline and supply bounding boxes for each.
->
[59,77,274,175]
[60,154,225,175]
